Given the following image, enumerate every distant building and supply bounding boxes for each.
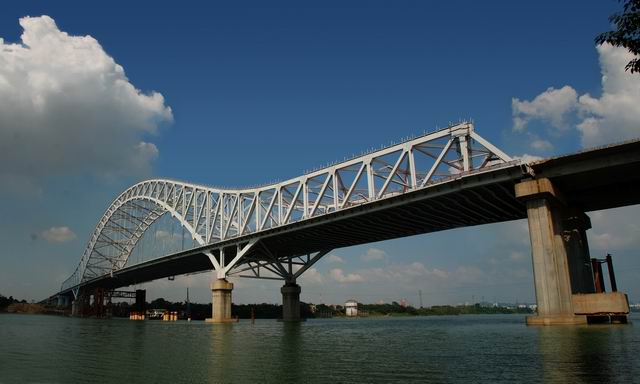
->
[345,299,358,317]
[400,298,408,307]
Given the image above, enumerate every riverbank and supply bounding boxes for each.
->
[3,303,69,316]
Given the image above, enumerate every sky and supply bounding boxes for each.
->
[1,0,639,306]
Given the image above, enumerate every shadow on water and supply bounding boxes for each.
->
[537,323,636,383]
[206,320,302,383]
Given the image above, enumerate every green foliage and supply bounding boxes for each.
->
[0,294,18,310]
[113,299,318,320]
[417,304,533,316]
[148,297,173,309]
[358,302,533,316]
[359,302,417,316]
[111,299,532,320]
[596,0,640,73]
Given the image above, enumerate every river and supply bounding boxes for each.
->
[1,313,638,383]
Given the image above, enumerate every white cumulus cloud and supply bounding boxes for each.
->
[0,15,173,193]
[329,268,364,283]
[588,208,640,251]
[576,44,640,147]
[154,229,171,240]
[530,138,554,152]
[360,247,387,262]
[513,154,544,163]
[511,44,640,148]
[326,254,345,264]
[299,268,324,285]
[41,226,76,243]
[355,262,449,283]
[512,85,578,131]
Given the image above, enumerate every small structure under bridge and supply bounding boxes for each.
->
[44,289,144,318]
[45,122,640,325]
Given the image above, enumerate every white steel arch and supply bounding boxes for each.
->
[61,122,514,294]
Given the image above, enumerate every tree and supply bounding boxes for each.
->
[596,0,640,73]
[149,297,171,309]
[0,295,16,310]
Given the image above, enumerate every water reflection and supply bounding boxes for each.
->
[0,314,637,383]
[537,324,635,383]
[277,322,302,383]
[208,323,235,384]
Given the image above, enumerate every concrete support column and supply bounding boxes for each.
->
[516,179,587,325]
[59,295,71,308]
[281,282,302,322]
[71,300,79,317]
[71,293,89,317]
[206,279,234,323]
[563,214,596,294]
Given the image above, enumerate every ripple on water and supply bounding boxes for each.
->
[0,314,639,383]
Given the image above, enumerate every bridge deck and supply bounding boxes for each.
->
[531,139,640,212]
[56,138,640,297]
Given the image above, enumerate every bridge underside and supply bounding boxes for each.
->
[531,140,640,212]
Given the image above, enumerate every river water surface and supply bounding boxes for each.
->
[1,313,639,383]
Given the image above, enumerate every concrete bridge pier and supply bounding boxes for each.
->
[57,295,70,308]
[281,282,302,322]
[516,178,631,325]
[563,213,596,294]
[516,178,587,325]
[71,293,90,317]
[206,278,235,323]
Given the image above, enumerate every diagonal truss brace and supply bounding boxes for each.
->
[227,248,331,283]
[204,239,258,279]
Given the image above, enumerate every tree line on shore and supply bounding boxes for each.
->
[0,294,28,310]
[3,294,536,318]
[112,298,534,319]
[359,302,534,316]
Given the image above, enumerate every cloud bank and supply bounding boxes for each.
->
[41,226,76,243]
[512,44,640,148]
[0,16,172,191]
[326,254,345,264]
[329,268,364,283]
[360,247,387,262]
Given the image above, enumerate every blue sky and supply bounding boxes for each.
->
[1,1,639,306]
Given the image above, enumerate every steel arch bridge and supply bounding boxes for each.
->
[61,122,516,297]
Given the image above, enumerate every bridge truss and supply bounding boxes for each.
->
[61,122,514,296]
